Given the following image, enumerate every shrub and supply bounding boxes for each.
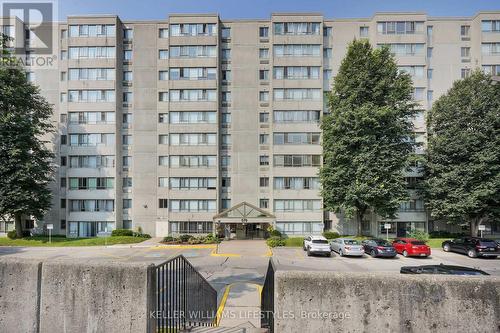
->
[163,236,174,243]
[266,236,286,248]
[269,229,282,237]
[111,229,133,237]
[322,231,340,239]
[188,237,202,245]
[202,234,220,244]
[429,230,465,239]
[179,234,193,243]
[7,230,30,239]
[407,229,429,241]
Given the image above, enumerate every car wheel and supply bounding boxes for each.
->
[326,252,331,257]
[370,250,376,257]
[339,250,343,257]
[443,244,450,252]
[403,250,408,257]
[303,243,306,251]
[467,249,477,258]
[307,248,311,257]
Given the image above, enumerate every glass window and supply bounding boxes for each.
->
[259,27,269,37]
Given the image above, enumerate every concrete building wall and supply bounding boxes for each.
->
[3,11,500,237]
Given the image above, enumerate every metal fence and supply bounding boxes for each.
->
[151,255,217,332]
[261,258,275,332]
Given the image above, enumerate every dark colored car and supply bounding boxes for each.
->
[361,239,397,258]
[400,264,489,275]
[442,237,500,258]
[392,238,431,257]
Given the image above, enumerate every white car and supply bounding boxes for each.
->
[330,238,364,257]
[303,235,331,257]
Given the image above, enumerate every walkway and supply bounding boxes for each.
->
[216,240,271,257]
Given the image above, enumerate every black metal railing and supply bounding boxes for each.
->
[261,258,275,332]
[150,255,217,332]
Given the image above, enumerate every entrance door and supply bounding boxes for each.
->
[396,222,409,237]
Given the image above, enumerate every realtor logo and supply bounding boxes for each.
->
[2,1,56,54]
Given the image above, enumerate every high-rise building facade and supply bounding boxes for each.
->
[1,12,499,238]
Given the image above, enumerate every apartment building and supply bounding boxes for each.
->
[1,11,499,238]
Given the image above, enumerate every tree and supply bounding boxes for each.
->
[424,71,500,237]
[0,35,55,237]
[320,40,417,235]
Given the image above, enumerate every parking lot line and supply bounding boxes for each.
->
[210,247,242,257]
[150,244,217,250]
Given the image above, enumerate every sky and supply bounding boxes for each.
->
[58,0,500,21]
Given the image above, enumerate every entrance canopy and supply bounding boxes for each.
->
[213,201,275,224]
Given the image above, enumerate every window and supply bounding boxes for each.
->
[221,134,231,146]
[169,45,217,58]
[222,70,231,81]
[461,47,470,58]
[60,198,66,209]
[123,156,131,167]
[68,177,114,190]
[60,219,66,229]
[60,114,67,123]
[159,135,169,144]
[159,70,168,81]
[169,89,217,102]
[221,27,231,39]
[427,47,433,58]
[123,220,132,229]
[124,50,132,61]
[427,26,433,38]
[159,28,168,38]
[274,177,320,190]
[273,66,320,80]
[220,156,231,168]
[60,92,67,102]
[122,135,132,145]
[68,24,116,37]
[68,47,116,59]
[460,25,470,37]
[60,50,67,60]
[323,48,332,58]
[259,112,269,123]
[273,132,320,145]
[123,92,133,103]
[461,68,471,79]
[60,177,67,188]
[123,113,132,124]
[222,49,231,60]
[169,23,217,37]
[123,28,133,39]
[123,199,132,209]
[169,177,216,190]
[159,50,168,59]
[159,177,168,188]
[398,66,425,78]
[60,156,67,166]
[481,43,500,55]
[273,22,321,35]
[274,199,322,212]
[482,65,500,76]
[274,44,321,57]
[221,113,231,124]
[427,90,433,102]
[169,200,216,212]
[259,48,269,59]
[169,111,216,124]
[273,88,321,101]
[379,43,424,56]
[169,67,217,80]
[60,72,67,81]
[427,68,433,79]
[359,26,369,37]
[377,21,424,35]
[259,70,269,80]
[60,135,67,145]
[68,68,115,81]
[222,92,231,102]
[259,199,269,209]
[259,27,269,38]
[273,154,321,167]
[413,87,425,100]
[68,90,115,103]
[159,92,168,102]
[274,110,320,123]
[323,26,332,36]
[123,71,133,82]
[159,156,168,166]
[260,177,269,187]
[259,91,269,102]
[482,20,500,32]
[123,177,132,187]
[259,155,269,166]
[221,177,231,188]
[169,155,217,168]
[169,133,216,146]
[259,134,269,144]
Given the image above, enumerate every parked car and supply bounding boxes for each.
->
[400,264,489,275]
[361,239,397,258]
[303,235,331,257]
[330,238,364,257]
[442,237,500,258]
[392,238,431,257]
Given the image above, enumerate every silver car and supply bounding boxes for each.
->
[330,238,364,257]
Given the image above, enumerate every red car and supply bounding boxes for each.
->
[392,238,431,257]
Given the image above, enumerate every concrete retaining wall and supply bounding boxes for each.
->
[0,258,154,333]
[274,271,500,333]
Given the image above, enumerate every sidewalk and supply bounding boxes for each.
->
[217,282,262,328]
[216,240,270,257]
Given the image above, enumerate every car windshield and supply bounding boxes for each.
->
[344,240,360,245]
[312,240,328,244]
[411,241,426,245]
[375,240,391,246]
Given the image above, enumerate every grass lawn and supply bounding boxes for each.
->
[0,235,149,247]
[283,236,450,248]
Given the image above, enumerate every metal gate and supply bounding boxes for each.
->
[261,258,275,332]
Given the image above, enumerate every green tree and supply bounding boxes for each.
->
[320,40,418,235]
[424,71,500,236]
[0,35,55,237]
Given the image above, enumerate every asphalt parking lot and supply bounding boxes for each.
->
[271,246,500,276]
